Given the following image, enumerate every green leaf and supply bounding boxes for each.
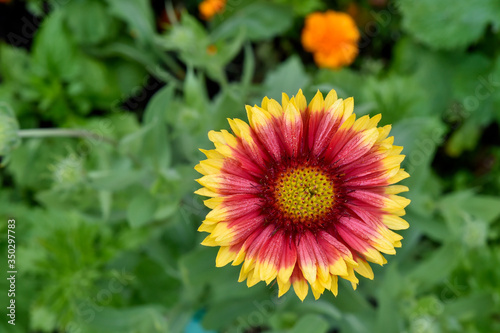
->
[213,2,294,41]
[106,0,155,45]
[202,298,266,331]
[8,138,65,189]
[210,85,246,130]
[99,190,112,221]
[79,306,169,333]
[75,55,123,108]
[141,85,173,170]
[262,55,310,101]
[406,210,448,242]
[242,43,256,88]
[334,280,372,313]
[160,13,245,82]
[94,41,171,81]
[289,300,341,321]
[32,10,79,79]
[375,265,405,333]
[119,122,155,157]
[160,13,210,67]
[133,257,181,306]
[407,243,461,291]
[162,13,208,52]
[143,84,174,124]
[289,314,329,333]
[63,0,118,45]
[399,0,498,50]
[445,121,482,157]
[0,43,32,83]
[442,292,496,319]
[313,68,364,101]
[391,117,446,192]
[30,306,57,332]
[362,74,430,125]
[439,190,500,225]
[183,68,209,111]
[391,39,454,113]
[127,190,157,228]
[205,28,246,83]
[274,0,324,16]
[88,167,145,191]
[490,55,500,123]
[340,314,373,333]
[179,246,218,291]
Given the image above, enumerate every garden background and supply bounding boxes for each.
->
[1,0,500,332]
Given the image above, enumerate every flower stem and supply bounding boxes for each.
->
[18,129,118,146]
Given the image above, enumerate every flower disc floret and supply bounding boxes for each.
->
[274,166,335,222]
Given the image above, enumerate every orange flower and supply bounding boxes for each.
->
[302,11,360,69]
[199,0,226,21]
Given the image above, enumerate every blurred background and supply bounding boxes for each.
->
[1,0,500,332]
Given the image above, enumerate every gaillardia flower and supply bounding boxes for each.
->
[301,11,360,69]
[195,90,410,300]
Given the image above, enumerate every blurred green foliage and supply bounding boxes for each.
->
[1,0,500,332]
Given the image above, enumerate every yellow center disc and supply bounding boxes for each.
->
[274,166,335,222]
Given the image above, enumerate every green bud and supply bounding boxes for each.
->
[0,102,20,157]
[462,217,488,248]
[50,154,84,188]
[412,295,444,317]
[409,315,440,333]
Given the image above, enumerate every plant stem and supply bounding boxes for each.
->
[18,129,118,146]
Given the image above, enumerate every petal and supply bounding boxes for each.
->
[330,275,339,296]
[204,194,261,224]
[294,89,307,112]
[196,174,261,195]
[228,118,268,168]
[256,230,285,283]
[280,102,304,158]
[317,231,357,270]
[246,105,284,161]
[216,246,238,267]
[310,100,343,155]
[310,279,325,300]
[341,97,354,122]
[382,214,410,230]
[240,225,275,273]
[277,276,291,297]
[296,233,317,284]
[195,158,224,175]
[336,220,385,265]
[194,187,219,197]
[353,257,374,280]
[308,90,325,114]
[334,128,379,166]
[324,89,338,109]
[277,236,297,282]
[291,266,309,301]
[266,98,284,117]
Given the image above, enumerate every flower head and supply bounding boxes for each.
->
[195,89,410,300]
[301,11,360,69]
[199,0,226,21]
